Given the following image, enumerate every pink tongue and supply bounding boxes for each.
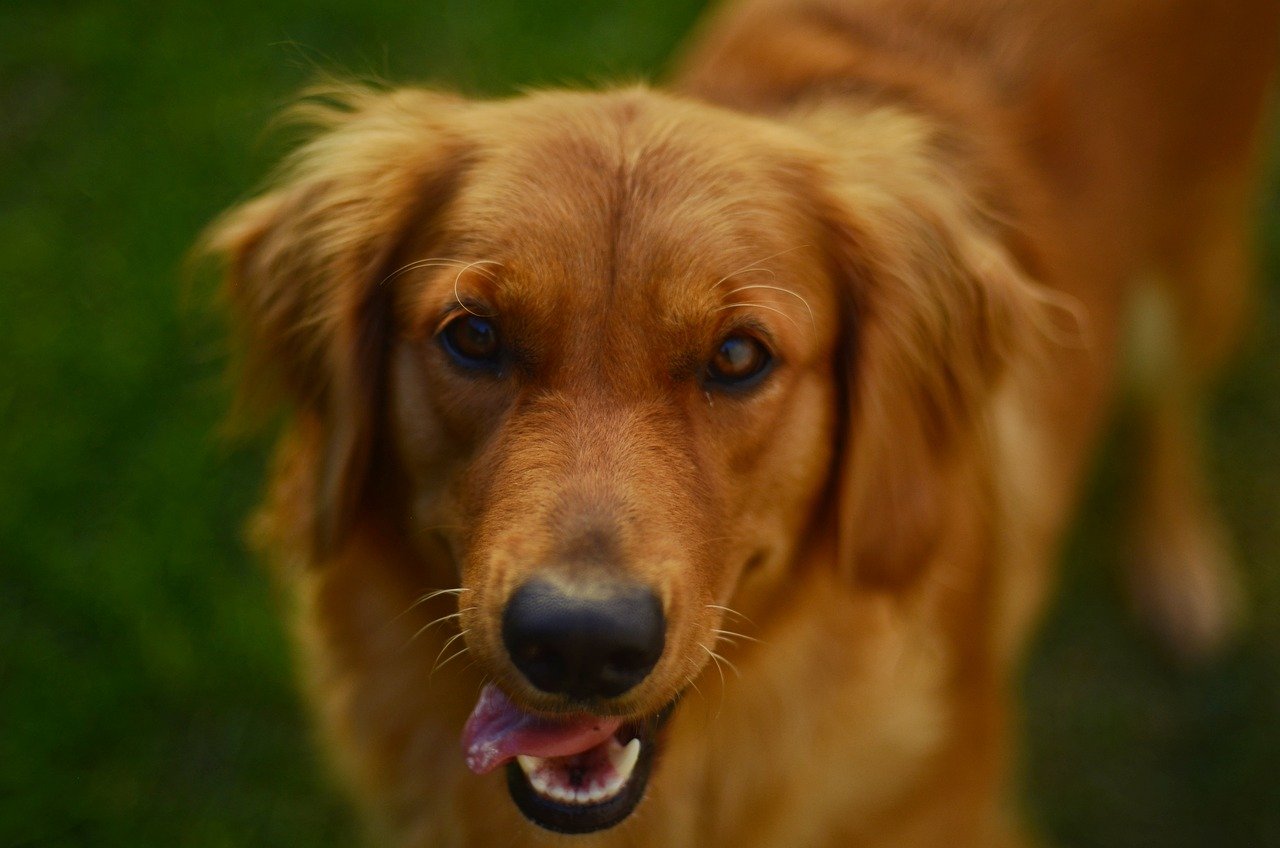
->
[461,683,624,774]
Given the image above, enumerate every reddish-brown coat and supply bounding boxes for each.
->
[205,2,1279,845]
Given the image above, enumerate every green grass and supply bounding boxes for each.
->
[1,2,1276,845]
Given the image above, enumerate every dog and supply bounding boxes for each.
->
[203,0,1278,844]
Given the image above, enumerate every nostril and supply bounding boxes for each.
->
[502,579,665,700]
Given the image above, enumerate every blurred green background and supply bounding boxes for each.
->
[2,1,1276,845]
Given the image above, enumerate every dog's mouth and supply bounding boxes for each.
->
[462,683,674,833]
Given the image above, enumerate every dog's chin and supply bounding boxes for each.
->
[505,703,675,834]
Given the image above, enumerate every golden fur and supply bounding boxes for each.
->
[204,1,1278,845]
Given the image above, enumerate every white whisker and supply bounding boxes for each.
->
[683,673,715,722]
[380,257,473,286]
[709,245,810,290]
[705,603,753,625]
[453,260,503,316]
[431,630,472,676]
[720,284,816,328]
[416,587,471,605]
[701,643,726,691]
[712,627,763,646]
[432,645,471,676]
[386,587,470,631]
[706,647,740,679]
[405,607,474,648]
[712,265,775,289]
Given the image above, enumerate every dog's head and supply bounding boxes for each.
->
[206,85,1040,834]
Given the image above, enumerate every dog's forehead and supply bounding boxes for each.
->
[446,91,818,316]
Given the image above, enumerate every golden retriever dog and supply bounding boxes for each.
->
[204,0,1278,844]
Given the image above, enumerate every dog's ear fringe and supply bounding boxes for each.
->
[806,107,1070,589]
[194,81,470,561]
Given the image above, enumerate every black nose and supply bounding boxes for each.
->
[502,579,665,700]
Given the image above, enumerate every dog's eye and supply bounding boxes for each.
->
[439,314,502,369]
[706,334,772,388]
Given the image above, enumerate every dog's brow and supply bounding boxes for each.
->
[711,301,803,332]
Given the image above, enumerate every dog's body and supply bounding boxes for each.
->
[208,1,1278,845]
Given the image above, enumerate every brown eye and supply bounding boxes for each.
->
[440,314,501,369]
[707,334,772,388]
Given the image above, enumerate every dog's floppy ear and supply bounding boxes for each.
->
[202,86,470,559]
[810,111,1047,588]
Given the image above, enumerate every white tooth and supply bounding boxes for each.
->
[516,755,543,777]
[611,738,641,782]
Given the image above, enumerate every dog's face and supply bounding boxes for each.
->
[209,86,1038,834]
[386,93,843,831]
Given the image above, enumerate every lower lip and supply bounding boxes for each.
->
[504,702,676,833]
[504,736,654,833]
